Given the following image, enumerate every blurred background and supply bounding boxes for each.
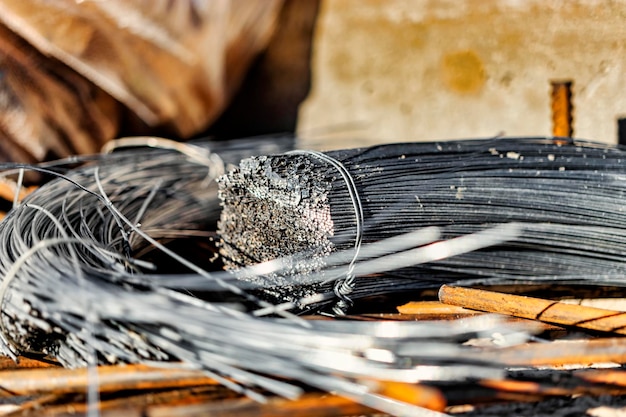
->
[1,0,625,162]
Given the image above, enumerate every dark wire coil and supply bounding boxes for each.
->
[218,137,626,309]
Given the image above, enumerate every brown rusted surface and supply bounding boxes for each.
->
[576,369,626,387]
[397,300,482,316]
[377,381,447,411]
[147,386,445,417]
[551,81,574,137]
[0,355,58,369]
[0,364,218,395]
[147,395,374,417]
[479,378,625,397]
[439,285,626,335]
[474,337,626,367]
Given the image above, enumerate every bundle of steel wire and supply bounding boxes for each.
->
[218,137,626,313]
[0,135,540,416]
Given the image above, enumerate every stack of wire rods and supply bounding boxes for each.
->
[218,137,626,311]
[0,135,538,417]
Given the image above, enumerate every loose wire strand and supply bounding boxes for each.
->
[102,136,225,178]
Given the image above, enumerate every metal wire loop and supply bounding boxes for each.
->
[287,150,363,314]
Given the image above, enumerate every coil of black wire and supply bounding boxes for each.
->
[218,137,626,311]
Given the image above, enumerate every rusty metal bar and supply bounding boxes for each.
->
[551,80,574,137]
[439,285,626,335]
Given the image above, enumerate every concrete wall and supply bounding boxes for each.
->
[298,0,626,149]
